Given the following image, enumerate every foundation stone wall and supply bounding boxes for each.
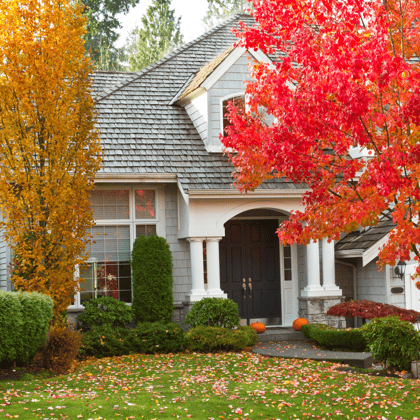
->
[298,296,346,328]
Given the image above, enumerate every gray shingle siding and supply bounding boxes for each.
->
[356,258,387,303]
[208,52,252,149]
[389,266,405,308]
[165,184,191,304]
[335,261,354,299]
[0,225,9,291]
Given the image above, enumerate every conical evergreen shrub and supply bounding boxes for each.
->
[131,235,174,323]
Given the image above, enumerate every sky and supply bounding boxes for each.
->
[115,0,210,48]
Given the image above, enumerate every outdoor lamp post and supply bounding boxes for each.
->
[394,260,407,281]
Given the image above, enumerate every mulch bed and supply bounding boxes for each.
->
[0,360,55,382]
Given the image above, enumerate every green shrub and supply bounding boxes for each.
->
[300,323,326,339]
[35,326,82,373]
[301,323,367,351]
[76,296,133,331]
[186,326,254,352]
[362,316,420,372]
[79,326,131,359]
[311,326,367,351]
[130,322,186,354]
[0,290,53,366]
[131,236,173,323]
[185,298,240,329]
[237,325,258,347]
[79,322,186,358]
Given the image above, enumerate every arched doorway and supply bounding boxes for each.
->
[219,209,298,326]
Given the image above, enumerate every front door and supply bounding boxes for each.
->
[219,219,281,324]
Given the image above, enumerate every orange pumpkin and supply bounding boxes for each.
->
[292,318,309,331]
[250,322,266,334]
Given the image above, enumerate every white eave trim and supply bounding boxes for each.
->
[362,233,390,267]
[95,173,178,183]
[177,179,189,205]
[188,188,308,199]
[335,249,364,258]
[176,87,207,107]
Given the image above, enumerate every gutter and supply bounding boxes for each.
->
[188,188,309,199]
[95,173,178,183]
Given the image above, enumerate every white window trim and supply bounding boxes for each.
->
[211,92,249,154]
[68,185,165,310]
[219,91,248,137]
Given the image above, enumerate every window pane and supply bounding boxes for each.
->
[135,190,156,219]
[81,225,132,304]
[136,224,157,238]
[284,245,292,281]
[223,96,245,135]
[90,190,129,220]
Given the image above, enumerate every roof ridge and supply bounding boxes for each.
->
[94,70,137,75]
[96,12,251,103]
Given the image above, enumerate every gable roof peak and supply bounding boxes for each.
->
[95,12,253,103]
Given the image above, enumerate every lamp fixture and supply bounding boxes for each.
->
[394,260,407,281]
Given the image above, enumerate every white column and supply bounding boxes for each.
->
[322,238,342,296]
[301,240,324,297]
[186,237,208,301]
[206,237,227,298]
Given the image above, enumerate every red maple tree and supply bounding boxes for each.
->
[222,0,420,282]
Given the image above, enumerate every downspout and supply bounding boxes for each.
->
[335,259,358,327]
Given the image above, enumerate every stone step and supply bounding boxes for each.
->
[256,327,308,342]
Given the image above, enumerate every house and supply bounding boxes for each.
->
[1,13,419,326]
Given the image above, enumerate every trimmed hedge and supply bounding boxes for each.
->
[79,322,186,358]
[131,236,173,323]
[129,322,187,354]
[301,323,367,351]
[76,296,133,331]
[238,325,258,347]
[0,290,53,366]
[186,326,257,352]
[301,323,325,339]
[185,297,240,329]
[79,325,131,359]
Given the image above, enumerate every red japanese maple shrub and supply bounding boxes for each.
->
[327,300,419,323]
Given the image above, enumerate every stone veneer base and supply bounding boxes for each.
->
[298,296,346,328]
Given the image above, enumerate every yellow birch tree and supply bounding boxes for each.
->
[0,0,102,321]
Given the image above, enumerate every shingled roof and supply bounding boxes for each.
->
[93,14,300,192]
[335,219,395,253]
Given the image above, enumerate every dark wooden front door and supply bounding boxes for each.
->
[219,219,281,321]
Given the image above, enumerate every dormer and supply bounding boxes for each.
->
[172,46,273,153]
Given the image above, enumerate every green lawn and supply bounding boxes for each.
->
[1,352,420,419]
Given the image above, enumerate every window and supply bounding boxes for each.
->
[90,190,130,220]
[283,245,292,281]
[73,187,159,308]
[222,95,246,135]
[80,226,131,303]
